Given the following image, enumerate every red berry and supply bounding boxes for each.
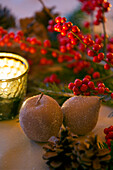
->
[49,74,58,83]
[94,19,100,25]
[98,53,104,60]
[74,79,82,87]
[83,37,91,45]
[0,27,4,34]
[40,57,47,65]
[108,131,113,139]
[84,75,91,81]
[60,45,66,53]
[47,25,54,32]
[87,50,95,57]
[55,16,61,23]
[74,52,81,60]
[17,30,24,37]
[88,81,95,89]
[61,17,67,23]
[84,21,90,28]
[24,47,29,52]
[67,32,74,39]
[3,34,9,43]
[52,51,57,58]
[14,35,21,43]
[84,92,91,96]
[6,42,12,47]
[29,47,36,54]
[70,38,78,45]
[26,37,31,42]
[95,38,102,44]
[40,48,47,55]
[47,59,53,65]
[93,56,100,63]
[68,82,75,90]
[105,87,109,92]
[104,64,110,70]
[56,23,62,32]
[20,43,27,50]
[103,2,111,9]
[44,77,50,83]
[54,24,58,31]
[93,44,101,51]
[106,139,111,147]
[93,72,100,79]
[105,135,109,140]
[48,19,54,25]
[43,39,51,47]
[106,52,113,59]
[108,126,113,132]
[57,56,64,63]
[98,83,105,88]
[61,30,67,36]
[73,86,79,92]
[9,32,15,38]
[67,22,73,28]
[37,40,42,46]
[82,78,89,84]
[80,84,88,92]
[111,93,113,99]
[98,87,105,94]
[66,43,72,51]
[30,37,37,45]
[62,23,69,31]
[104,128,109,134]
[71,26,80,33]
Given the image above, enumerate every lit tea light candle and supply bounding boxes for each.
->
[0,58,25,79]
[0,52,29,120]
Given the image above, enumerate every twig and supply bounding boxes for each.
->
[102,13,107,56]
[33,87,74,97]
[93,73,113,82]
[38,0,55,20]
[90,12,94,40]
[70,31,87,48]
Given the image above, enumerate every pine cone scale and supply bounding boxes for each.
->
[50,160,62,168]
[43,151,58,159]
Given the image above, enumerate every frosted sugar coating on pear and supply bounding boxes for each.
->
[19,94,63,142]
[61,96,101,135]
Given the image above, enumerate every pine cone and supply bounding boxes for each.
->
[0,4,15,29]
[43,127,79,169]
[74,135,111,170]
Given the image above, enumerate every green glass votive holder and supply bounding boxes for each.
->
[0,52,29,120]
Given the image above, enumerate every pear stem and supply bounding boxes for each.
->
[36,93,44,105]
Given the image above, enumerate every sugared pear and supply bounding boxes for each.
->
[61,96,101,135]
[19,94,63,142]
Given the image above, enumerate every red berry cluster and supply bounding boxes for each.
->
[104,125,113,150]
[67,60,91,74]
[68,75,112,96]
[107,37,113,53]
[43,74,60,84]
[0,26,55,65]
[39,57,53,65]
[79,0,112,26]
[48,16,113,71]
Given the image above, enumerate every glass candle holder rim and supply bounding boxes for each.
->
[0,52,29,82]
